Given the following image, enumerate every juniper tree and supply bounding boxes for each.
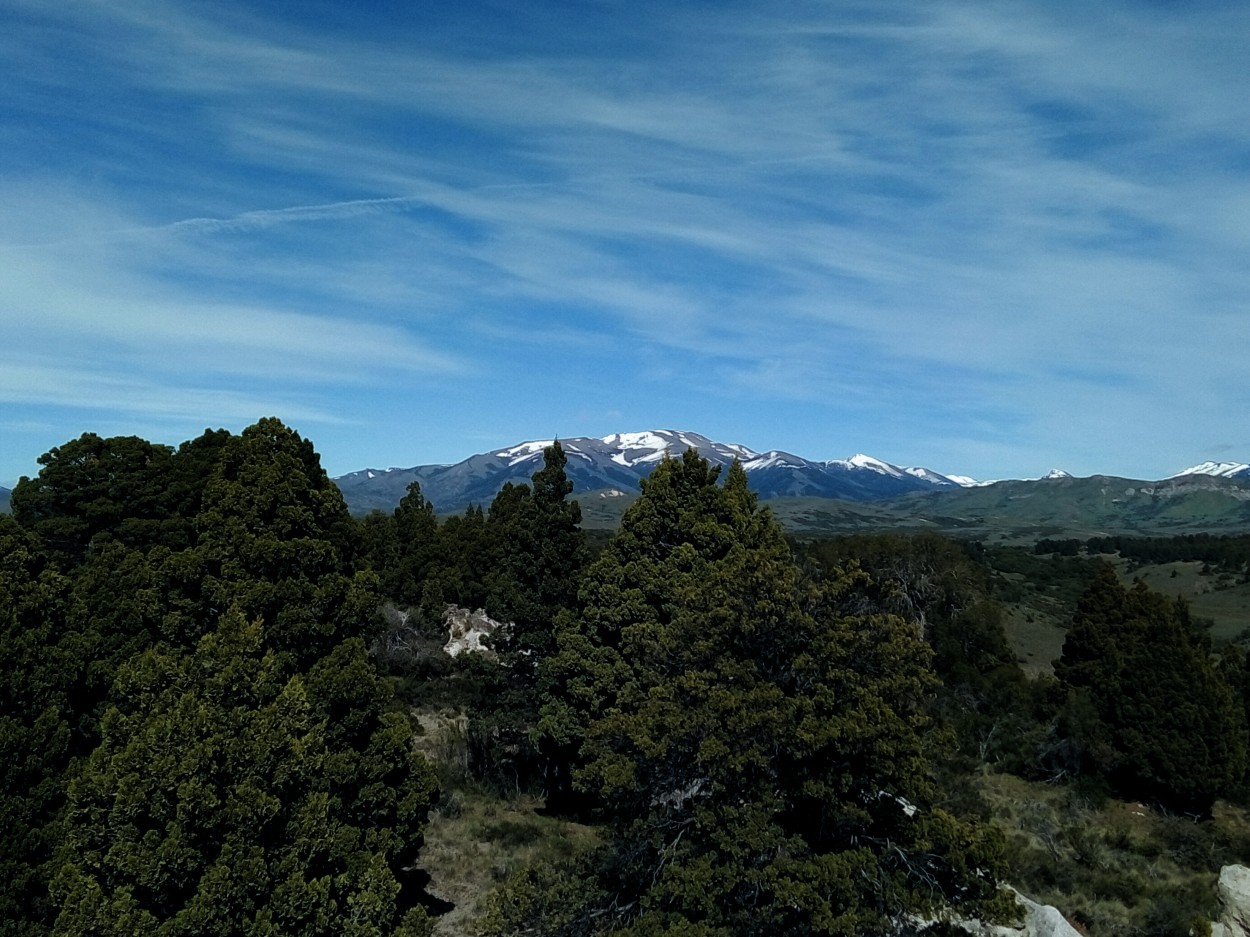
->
[51,611,437,937]
[512,451,1010,936]
[161,417,379,667]
[0,516,75,937]
[1055,564,1245,813]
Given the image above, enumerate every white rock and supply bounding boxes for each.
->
[1218,865,1250,937]
[442,606,509,658]
[954,888,1081,937]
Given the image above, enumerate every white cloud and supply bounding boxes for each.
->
[3,0,1250,480]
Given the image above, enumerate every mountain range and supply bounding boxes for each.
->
[331,430,1250,540]
[2,435,1248,540]
[332,430,977,516]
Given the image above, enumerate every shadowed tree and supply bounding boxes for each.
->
[11,434,179,568]
[0,516,76,937]
[510,452,1011,936]
[1055,564,1246,813]
[161,418,379,668]
[51,610,437,937]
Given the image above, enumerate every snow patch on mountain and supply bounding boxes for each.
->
[335,429,983,514]
[945,475,989,487]
[839,454,907,477]
[1172,461,1250,479]
[743,451,807,471]
[495,439,555,465]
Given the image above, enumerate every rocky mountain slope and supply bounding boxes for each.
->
[333,430,1250,539]
[333,430,971,515]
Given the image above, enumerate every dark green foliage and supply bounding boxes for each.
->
[2,419,440,936]
[51,611,437,937]
[466,443,588,796]
[485,441,586,663]
[799,534,1042,774]
[430,505,491,612]
[799,534,1018,683]
[10,429,234,571]
[0,516,75,936]
[163,417,380,667]
[12,434,178,567]
[514,453,1011,935]
[1054,565,1246,813]
[382,483,444,617]
[1079,533,1250,575]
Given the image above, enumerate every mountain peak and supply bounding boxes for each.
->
[1171,460,1250,479]
[334,430,964,515]
[1042,468,1073,480]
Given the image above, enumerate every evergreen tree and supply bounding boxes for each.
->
[431,505,491,613]
[466,443,587,795]
[162,417,379,667]
[514,452,1010,935]
[800,534,1036,771]
[0,516,75,936]
[487,441,586,664]
[1055,565,1246,812]
[11,434,180,568]
[384,482,442,613]
[51,610,437,937]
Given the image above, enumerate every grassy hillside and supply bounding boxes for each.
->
[1111,559,1250,645]
[883,475,1250,542]
[977,773,1250,937]
[577,474,1250,541]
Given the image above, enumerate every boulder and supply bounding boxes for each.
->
[1215,864,1250,937]
[953,888,1081,937]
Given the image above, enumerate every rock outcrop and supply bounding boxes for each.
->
[1214,864,1250,937]
[442,605,509,658]
[946,888,1080,937]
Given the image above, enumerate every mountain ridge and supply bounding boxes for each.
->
[333,429,975,516]
[332,429,1250,525]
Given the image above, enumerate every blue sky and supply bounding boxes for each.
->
[4,0,1249,487]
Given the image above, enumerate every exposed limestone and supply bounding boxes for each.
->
[942,888,1080,937]
[1214,864,1250,937]
[442,605,509,658]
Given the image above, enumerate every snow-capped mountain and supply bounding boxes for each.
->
[333,430,975,515]
[1171,461,1250,480]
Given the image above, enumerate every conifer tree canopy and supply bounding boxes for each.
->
[51,611,437,937]
[166,417,379,666]
[0,516,75,937]
[1055,564,1246,813]
[11,434,179,567]
[520,451,1010,935]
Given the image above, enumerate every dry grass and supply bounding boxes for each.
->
[975,773,1250,937]
[420,790,600,937]
[1117,560,1250,644]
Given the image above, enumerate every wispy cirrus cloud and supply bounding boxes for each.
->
[2,0,1248,481]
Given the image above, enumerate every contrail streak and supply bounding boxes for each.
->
[1,152,845,252]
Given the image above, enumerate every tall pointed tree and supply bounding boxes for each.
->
[1055,566,1245,812]
[487,441,587,663]
[519,451,1010,935]
[382,481,443,616]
